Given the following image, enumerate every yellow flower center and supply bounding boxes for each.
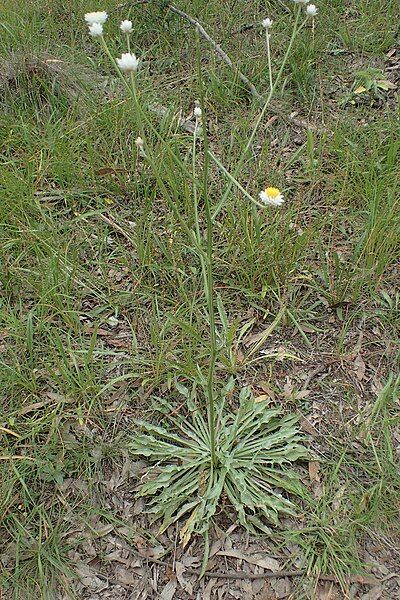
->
[265,187,281,198]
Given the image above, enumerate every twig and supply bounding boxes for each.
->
[98,213,135,245]
[128,548,378,585]
[302,364,326,390]
[186,569,377,584]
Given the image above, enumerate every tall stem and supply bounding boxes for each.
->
[203,128,217,468]
[266,30,273,92]
[195,41,217,467]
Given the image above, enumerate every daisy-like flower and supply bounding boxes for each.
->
[194,106,202,118]
[88,22,103,37]
[116,52,139,72]
[262,18,273,29]
[259,187,284,207]
[306,4,318,16]
[120,19,133,33]
[84,11,108,25]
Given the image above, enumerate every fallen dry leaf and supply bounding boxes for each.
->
[244,328,272,347]
[270,576,291,598]
[175,561,193,595]
[115,566,137,586]
[299,416,319,436]
[255,394,273,404]
[217,549,281,572]
[256,381,276,401]
[361,585,383,600]
[92,523,115,537]
[308,461,321,483]
[159,581,177,600]
[203,579,216,600]
[75,562,108,592]
[354,355,366,381]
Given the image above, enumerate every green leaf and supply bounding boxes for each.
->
[130,384,307,543]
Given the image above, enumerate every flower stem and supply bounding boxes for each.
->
[196,39,217,467]
[203,128,217,468]
[266,30,273,92]
[211,6,302,220]
[99,36,207,259]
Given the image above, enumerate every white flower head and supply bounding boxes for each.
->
[194,106,202,118]
[84,11,108,25]
[259,187,284,207]
[262,18,273,29]
[120,20,133,33]
[116,52,139,72]
[88,22,103,37]
[306,4,318,16]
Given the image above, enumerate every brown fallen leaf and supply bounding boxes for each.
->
[217,549,281,572]
[361,585,383,600]
[255,394,273,404]
[175,561,193,595]
[270,576,291,598]
[92,523,114,537]
[308,461,320,483]
[351,574,380,585]
[138,544,165,560]
[203,579,216,600]
[115,566,137,586]
[75,562,108,592]
[159,581,177,600]
[354,355,366,381]
[244,329,270,346]
[256,381,276,402]
[18,401,46,416]
[299,416,319,436]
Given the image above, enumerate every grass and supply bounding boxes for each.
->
[1,0,399,598]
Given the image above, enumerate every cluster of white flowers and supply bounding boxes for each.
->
[135,136,146,157]
[262,0,317,34]
[84,12,137,37]
[84,11,140,71]
[85,11,108,36]
[88,22,103,37]
[85,11,108,25]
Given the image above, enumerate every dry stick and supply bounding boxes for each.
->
[128,550,377,585]
[98,213,135,245]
